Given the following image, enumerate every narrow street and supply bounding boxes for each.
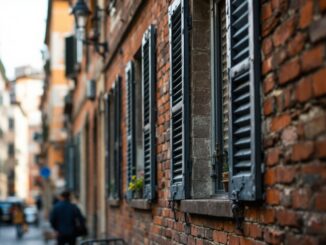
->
[0,224,44,245]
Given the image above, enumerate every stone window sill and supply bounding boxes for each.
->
[107,199,120,207]
[180,199,233,218]
[129,199,151,210]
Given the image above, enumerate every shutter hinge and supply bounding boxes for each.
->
[168,191,178,222]
[232,200,244,232]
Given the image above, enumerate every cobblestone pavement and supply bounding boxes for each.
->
[0,223,56,245]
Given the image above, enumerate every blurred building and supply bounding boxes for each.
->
[14,66,44,202]
[0,60,10,199]
[40,0,74,213]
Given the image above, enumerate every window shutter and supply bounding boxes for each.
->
[142,25,156,200]
[227,0,261,201]
[65,35,76,78]
[105,93,110,196]
[125,62,136,199]
[74,134,81,195]
[114,77,122,200]
[168,0,190,200]
[65,140,75,190]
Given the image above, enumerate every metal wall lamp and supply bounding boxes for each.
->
[71,0,109,58]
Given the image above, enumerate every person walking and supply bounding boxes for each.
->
[12,204,25,239]
[50,190,86,245]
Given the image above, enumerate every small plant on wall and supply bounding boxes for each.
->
[128,175,144,199]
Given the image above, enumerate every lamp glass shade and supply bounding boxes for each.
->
[72,0,91,28]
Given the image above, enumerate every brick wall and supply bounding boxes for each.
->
[82,0,326,244]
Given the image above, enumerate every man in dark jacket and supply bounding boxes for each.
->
[50,190,85,245]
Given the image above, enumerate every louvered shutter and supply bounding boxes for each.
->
[227,0,261,201]
[105,93,110,196]
[65,35,76,78]
[114,77,122,199]
[125,62,136,199]
[168,0,190,200]
[142,25,156,200]
[74,134,81,195]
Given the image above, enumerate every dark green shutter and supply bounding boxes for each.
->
[65,35,76,78]
[168,0,190,200]
[227,0,261,201]
[114,77,122,199]
[142,25,156,200]
[65,139,75,190]
[105,93,110,196]
[125,62,136,199]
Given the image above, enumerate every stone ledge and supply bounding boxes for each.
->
[129,199,151,210]
[180,199,233,218]
[107,199,120,207]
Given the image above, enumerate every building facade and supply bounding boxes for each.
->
[48,0,326,244]
[41,0,74,214]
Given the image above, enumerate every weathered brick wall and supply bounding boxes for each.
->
[98,0,326,244]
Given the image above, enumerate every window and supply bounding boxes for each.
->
[106,76,122,200]
[8,144,14,157]
[126,25,156,201]
[169,0,262,205]
[8,118,14,131]
[168,0,190,200]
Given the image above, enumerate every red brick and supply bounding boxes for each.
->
[260,208,276,224]
[263,97,275,116]
[266,148,281,166]
[213,230,227,243]
[265,168,277,186]
[316,139,326,158]
[266,188,281,205]
[262,2,273,21]
[277,209,301,227]
[262,15,279,37]
[273,17,296,47]
[279,58,301,84]
[229,235,240,245]
[264,228,284,245]
[315,192,326,211]
[271,114,291,132]
[243,223,263,239]
[264,74,275,94]
[291,188,311,209]
[304,114,326,139]
[262,38,273,56]
[302,164,326,179]
[312,68,326,97]
[276,166,297,184]
[262,56,273,75]
[287,33,306,56]
[301,45,324,72]
[300,0,313,29]
[320,0,326,12]
[272,0,288,12]
[272,48,287,68]
[291,142,314,162]
[295,77,313,102]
